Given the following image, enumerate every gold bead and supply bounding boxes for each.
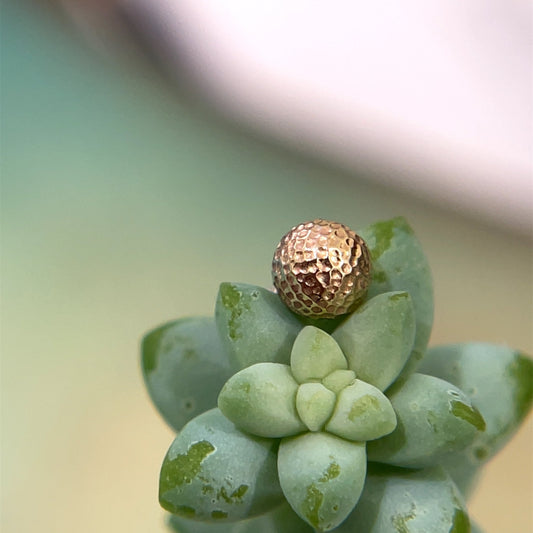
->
[272,219,371,318]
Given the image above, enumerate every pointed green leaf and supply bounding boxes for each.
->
[169,503,313,533]
[218,363,306,438]
[215,283,303,370]
[359,217,434,377]
[159,409,284,522]
[141,317,233,432]
[278,432,367,532]
[326,379,397,442]
[368,373,485,468]
[332,292,415,390]
[419,343,533,496]
[291,326,348,383]
[296,383,337,432]
[420,343,533,458]
[322,369,356,394]
[336,466,470,533]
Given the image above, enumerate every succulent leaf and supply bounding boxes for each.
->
[336,466,470,533]
[278,432,367,532]
[218,363,306,438]
[159,409,284,522]
[419,343,533,458]
[169,503,313,533]
[291,326,348,383]
[419,343,533,496]
[358,217,433,377]
[434,454,482,500]
[325,379,397,441]
[367,373,485,468]
[215,283,303,370]
[296,383,337,432]
[332,291,415,390]
[141,317,233,432]
[322,369,357,394]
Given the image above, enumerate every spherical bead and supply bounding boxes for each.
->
[272,219,371,318]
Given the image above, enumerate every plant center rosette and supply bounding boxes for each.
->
[217,323,405,531]
[142,218,533,533]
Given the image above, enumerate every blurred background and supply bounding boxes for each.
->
[1,1,532,532]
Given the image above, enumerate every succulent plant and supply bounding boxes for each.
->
[141,217,532,533]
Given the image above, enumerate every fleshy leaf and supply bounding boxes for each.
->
[419,343,533,496]
[419,343,533,459]
[291,326,348,383]
[322,369,356,394]
[218,363,306,438]
[368,373,485,468]
[215,283,303,370]
[278,432,366,532]
[296,383,337,432]
[336,465,470,533]
[326,379,397,441]
[359,217,434,377]
[141,317,233,432]
[159,409,284,522]
[332,292,415,390]
[434,454,482,500]
[169,503,313,533]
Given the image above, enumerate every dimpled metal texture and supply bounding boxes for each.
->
[272,219,372,319]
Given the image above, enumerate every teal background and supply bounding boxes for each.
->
[1,2,531,532]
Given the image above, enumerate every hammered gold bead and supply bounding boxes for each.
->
[272,219,371,318]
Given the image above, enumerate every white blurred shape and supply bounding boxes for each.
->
[126,0,533,234]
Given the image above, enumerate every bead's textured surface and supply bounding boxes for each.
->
[272,219,371,318]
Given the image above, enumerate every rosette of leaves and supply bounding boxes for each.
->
[141,217,533,533]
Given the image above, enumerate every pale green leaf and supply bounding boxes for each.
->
[290,326,347,383]
[368,373,485,468]
[215,283,303,370]
[296,383,337,432]
[332,291,415,390]
[168,503,313,533]
[159,409,284,522]
[435,454,482,500]
[141,317,233,432]
[419,343,533,496]
[322,369,356,394]
[336,466,470,533]
[278,432,366,532]
[326,379,397,442]
[419,343,533,459]
[358,217,433,377]
[218,363,306,438]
